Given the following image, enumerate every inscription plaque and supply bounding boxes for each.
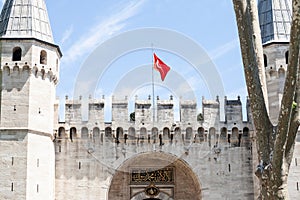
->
[131,167,174,184]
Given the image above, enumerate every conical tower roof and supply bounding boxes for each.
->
[0,0,54,43]
[258,0,292,44]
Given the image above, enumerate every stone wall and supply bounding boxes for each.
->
[0,132,55,200]
[54,130,254,200]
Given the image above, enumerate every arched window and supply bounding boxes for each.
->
[12,47,22,61]
[285,51,289,64]
[40,50,47,64]
[58,127,65,138]
[263,54,267,67]
[209,127,216,147]
[151,127,158,143]
[105,127,112,137]
[3,66,10,75]
[70,127,77,141]
[93,127,100,138]
[232,127,239,146]
[186,127,193,141]
[220,127,227,143]
[140,127,147,143]
[198,127,205,142]
[278,68,285,78]
[105,127,113,142]
[163,127,170,141]
[173,127,181,142]
[128,127,136,142]
[81,127,89,139]
[243,127,250,137]
[116,127,123,143]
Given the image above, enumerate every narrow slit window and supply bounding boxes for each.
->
[285,51,289,64]
[263,54,267,67]
[56,59,59,71]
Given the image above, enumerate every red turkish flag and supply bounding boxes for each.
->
[153,53,171,81]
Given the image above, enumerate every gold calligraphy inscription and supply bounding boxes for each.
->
[131,167,174,184]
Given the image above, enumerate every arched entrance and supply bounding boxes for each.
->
[108,152,202,200]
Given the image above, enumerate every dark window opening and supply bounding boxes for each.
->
[285,51,289,64]
[70,127,76,142]
[124,134,128,144]
[12,47,22,61]
[40,50,47,64]
[263,54,267,67]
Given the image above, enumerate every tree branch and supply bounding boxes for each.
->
[246,0,269,111]
[285,56,300,167]
[273,0,300,187]
[232,0,273,165]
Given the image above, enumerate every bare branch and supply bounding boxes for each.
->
[246,0,269,111]
[285,56,300,168]
[273,0,300,183]
[232,0,273,164]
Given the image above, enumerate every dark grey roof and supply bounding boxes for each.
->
[0,0,53,43]
[258,0,292,44]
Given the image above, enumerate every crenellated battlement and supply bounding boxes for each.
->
[1,64,58,92]
[55,95,252,147]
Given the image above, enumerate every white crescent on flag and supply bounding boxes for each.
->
[153,53,171,81]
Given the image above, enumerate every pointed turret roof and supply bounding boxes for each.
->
[0,0,54,43]
[258,0,292,44]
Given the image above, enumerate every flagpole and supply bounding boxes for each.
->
[151,44,155,123]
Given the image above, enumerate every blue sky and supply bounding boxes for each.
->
[1,0,247,121]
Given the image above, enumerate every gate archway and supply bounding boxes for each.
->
[108,152,202,200]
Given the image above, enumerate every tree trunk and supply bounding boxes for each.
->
[232,0,300,199]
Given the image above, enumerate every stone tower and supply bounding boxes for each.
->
[0,0,61,199]
[258,0,292,124]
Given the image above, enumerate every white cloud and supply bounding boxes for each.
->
[62,0,146,65]
[60,25,74,45]
[209,38,239,60]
